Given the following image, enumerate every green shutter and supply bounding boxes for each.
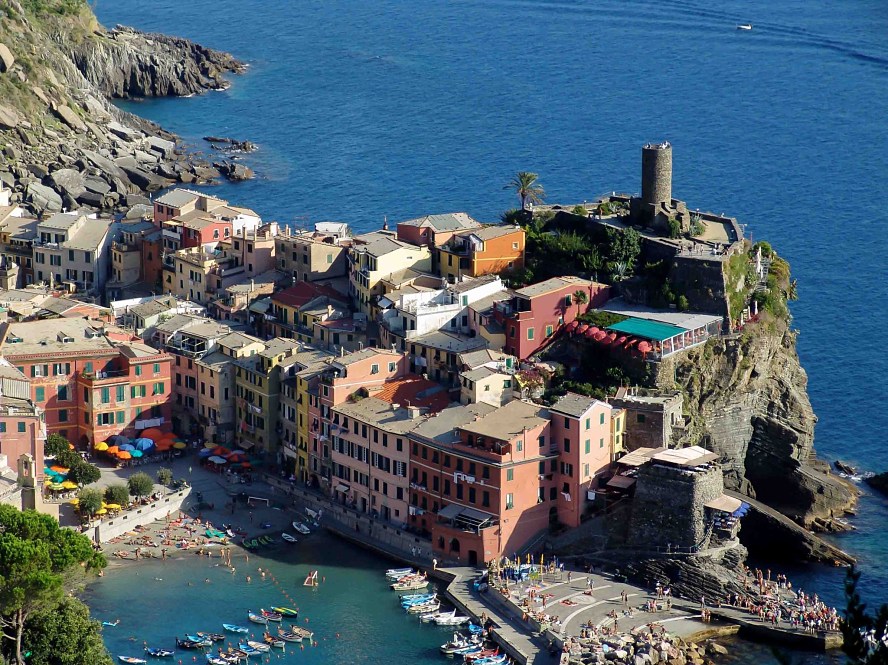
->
[116,411,125,424]
[35,387,44,402]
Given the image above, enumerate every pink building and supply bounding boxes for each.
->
[494,276,610,359]
[329,376,449,522]
[549,392,618,527]
[0,364,45,476]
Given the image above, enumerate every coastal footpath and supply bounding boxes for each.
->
[0,0,248,215]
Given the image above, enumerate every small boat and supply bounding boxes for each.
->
[236,644,261,657]
[467,623,484,635]
[420,609,446,622]
[258,535,276,545]
[184,635,213,647]
[303,571,319,587]
[119,657,147,664]
[260,609,282,622]
[292,521,310,535]
[206,657,227,665]
[473,656,507,665]
[305,507,319,521]
[223,624,249,633]
[271,606,299,617]
[736,23,752,30]
[440,633,478,654]
[385,567,414,579]
[103,619,120,627]
[175,638,207,649]
[466,649,499,662]
[196,632,225,642]
[263,633,286,648]
[433,610,470,626]
[278,626,313,641]
[281,532,297,543]
[276,629,303,643]
[392,579,429,592]
[400,591,433,601]
[246,641,270,653]
[407,600,440,614]
[144,647,175,657]
[225,529,236,538]
[247,613,268,625]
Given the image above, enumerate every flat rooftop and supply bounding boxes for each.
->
[460,399,548,442]
[411,402,497,445]
[1,318,115,356]
[601,299,723,331]
[333,397,426,435]
[411,330,487,353]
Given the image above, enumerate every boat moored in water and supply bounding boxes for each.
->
[223,623,249,633]
[271,606,299,617]
[144,647,175,657]
[119,657,147,664]
[736,23,752,30]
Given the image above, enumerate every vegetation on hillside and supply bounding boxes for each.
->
[842,565,888,664]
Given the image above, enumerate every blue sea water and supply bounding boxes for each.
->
[88,0,888,662]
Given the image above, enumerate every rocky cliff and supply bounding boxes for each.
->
[0,0,247,213]
[657,322,857,529]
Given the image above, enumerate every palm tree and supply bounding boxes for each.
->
[505,172,545,210]
[573,290,588,318]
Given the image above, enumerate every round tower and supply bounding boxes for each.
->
[641,141,672,208]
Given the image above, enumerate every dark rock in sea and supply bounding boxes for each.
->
[216,162,255,182]
[70,25,245,100]
[865,472,888,496]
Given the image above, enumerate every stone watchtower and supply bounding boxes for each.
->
[641,142,673,209]
[630,141,689,233]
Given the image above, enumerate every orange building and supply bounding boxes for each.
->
[437,225,526,283]
[408,399,555,565]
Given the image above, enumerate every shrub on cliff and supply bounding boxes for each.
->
[21,597,112,665]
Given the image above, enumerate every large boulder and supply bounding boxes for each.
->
[26,182,63,212]
[83,176,112,195]
[53,104,87,132]
[119,164,169,192]
[46,168,86,200]
[0,103,21,129]
[0,43,13,73]
[75,190,107,209]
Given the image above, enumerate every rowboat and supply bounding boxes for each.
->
[392,579,429,591]
[236,643,261,657]
[281,532,297,543]
[473,655,507,665]
[407,600,440,614]
[263,633,286,648]
[420,609,447,622]
[246,641,270,653]
[196,632,225,642]
[184,635,213,646]
[144,647,175,657]
[119,657,147,664]
[206,657,227,665]
[400,591,433,601]
[466,648,499,662]
[433,609,470,626]
[401,592,435,604]
[271,606,299,617]
[440,632,482,654]
[223,624,249,633]
[175,637,208,649]
[247,612,268,625]
[385,567,414,579]
[736,23,752,30]
[401,595,436,607]
[278,626,313,641]
[292,521,310,535]
[260,609,282,622]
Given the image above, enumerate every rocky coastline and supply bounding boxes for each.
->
[0,1,252,215]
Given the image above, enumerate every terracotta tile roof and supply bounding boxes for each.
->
[272,281,345,309]
[371,375,451,413]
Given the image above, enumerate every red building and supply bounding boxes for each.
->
[408,399,555,565]
[0,318,173,449]
[0,363,46,472]
[494,276,610,359]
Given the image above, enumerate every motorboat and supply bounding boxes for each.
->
[271,606,299,617]
[236,643,261,657]
[143,647,174,657]
[223,624,249,633]
[263,633,286,648]
[473,655,507,665]
[440,632,480,654]
[278,626,313,641]
[246,641,270,653]
[176,637,209,649]
[292,521,311,535]
[466,648,499,662]
[119,658,147,664]
[281,532,297,543]
[260,609,282,622]
[385,567,414,579]
[247,612,268,625]
[407,600,440,614]
[736,23,752,30]
[433,610,470,626]
[392,579,429,592]
[196,632,225,642]
[184,635,213,647]
[401,593,435,606]
[206,657,227,665]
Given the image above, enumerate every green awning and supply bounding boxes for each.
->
[607,318,686,342]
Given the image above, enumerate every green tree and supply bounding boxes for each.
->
[505,171,545,210]
[53,450,81,470]
[43,433,70,458]
[22,596,112,665]
[572,290,588,318]
[842,565,888,664]
[127,472,154,499]
[606,227,642,271]
[571,204,589,217]
[677,295,690,311]
[156,467,173,486]
[0,506,104,664]
[103,484,128,507]
[76,488,102,517]
[67,463,100,486]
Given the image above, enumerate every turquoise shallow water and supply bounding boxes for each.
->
[88,1,888,662]
[84,533,449,664]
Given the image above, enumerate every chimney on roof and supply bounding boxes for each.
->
[326,304,333,318]
[407,405,421,419]
[382,216,388,231]
[392,403,400,412]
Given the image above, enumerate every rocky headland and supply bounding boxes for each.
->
[0,0,251,214]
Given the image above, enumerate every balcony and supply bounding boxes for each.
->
[112,240,139,253]
[81,369,129,381]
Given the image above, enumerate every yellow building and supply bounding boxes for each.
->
[611,408,626,458]
[280,351,333,481]
[348,230,431,315]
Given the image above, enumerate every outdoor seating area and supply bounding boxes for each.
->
[93,428,185,467]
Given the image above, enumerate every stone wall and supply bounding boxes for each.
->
[609,393,684,451]
[87,487,190,542]
[627,463,723,551]
[668,255,730,318]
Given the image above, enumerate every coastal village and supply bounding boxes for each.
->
[0,144,851,663]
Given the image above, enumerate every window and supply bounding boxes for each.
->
[0,423,4,433]
[116,385,125,402]
[585,439,590,454]
[17,422,25,433]
[153,382,165,395]
[506,469,514,482]
[482,491,490,507]
[58,409,68,423]
[154,362,161,374]
[584,463,590,478]
[505,493,514,510]
[131,385,146,398]
[565,294,572,306]
[600,412,606,425]
[585,417,590,430]
[637,413,646,423]
[116,411,125,424]
[370,364,379,375]
[546,325,553,337]
[600,438,605,449]
[469,488,476,503]
[100,387,110,404]
[516,440,523,452]
[35,387,44,402]
[388,362,396,372]
[96,413,114,426]
[135,365,142,376]
[527,327,534,340]
[564,437,570,453]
